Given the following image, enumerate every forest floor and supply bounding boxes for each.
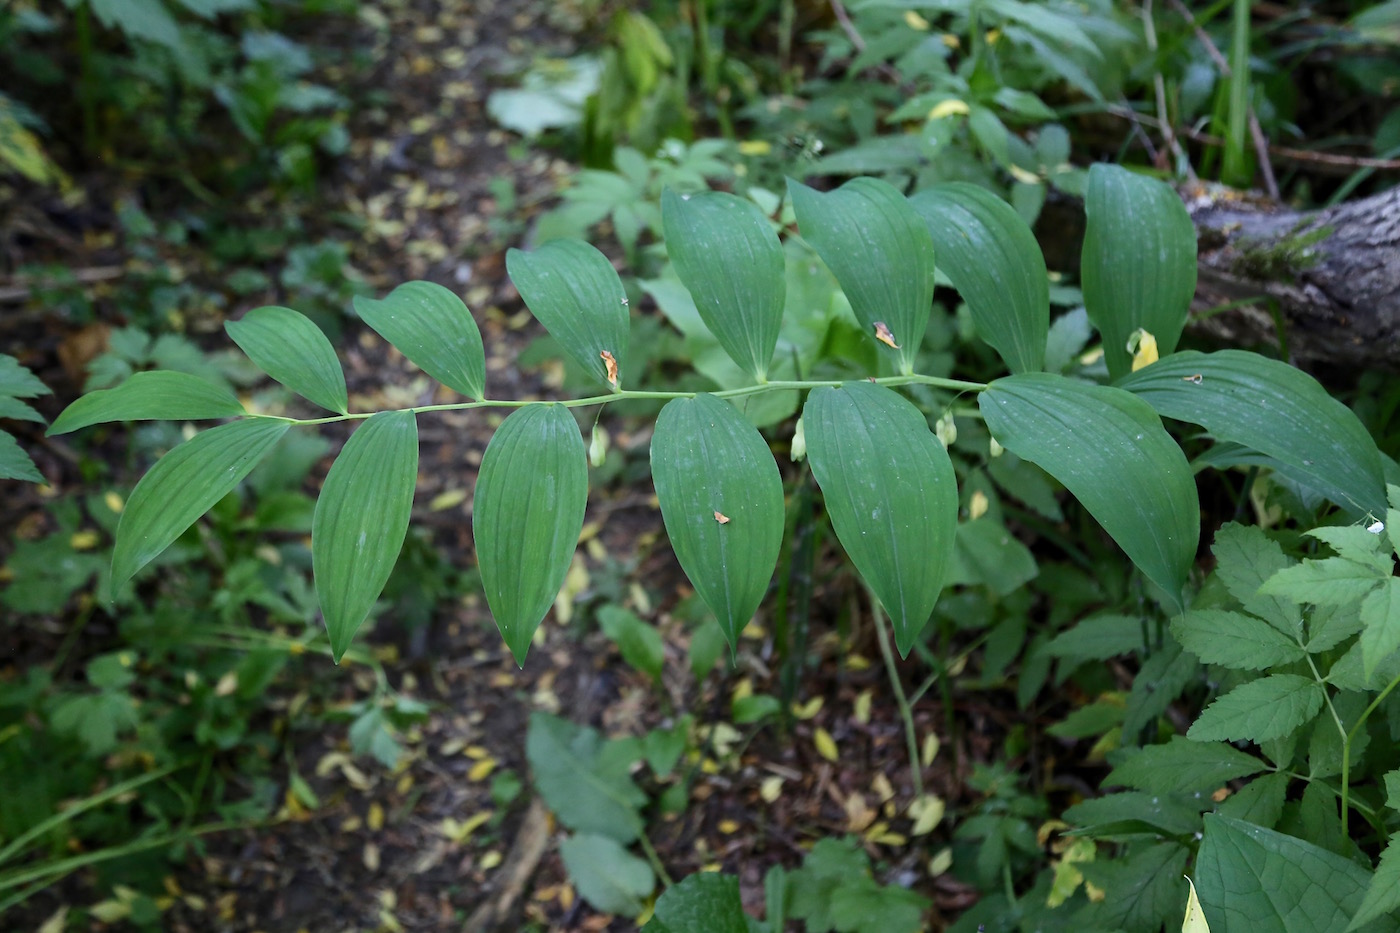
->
[0,1,1023,930]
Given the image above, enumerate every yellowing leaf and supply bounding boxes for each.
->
[929,99,971,120]
[969,490,990,520]
[738,140,772,156]
[1128,328,1159,371]
[904,10,930,29]
[929,847,954,876]
[921,732,940,767]
[1008,164,1042,185]
[1047,836,1096,907]
[468,757,498,781]
[909,794,946,835]
[854,689,873,724]
[429,489,468,511]
[814,727,838,762]
[368,802,385,831]
[1182,877,1210,932]
[481,850,503,870]
[793,696,824,720]
[760,775,783,802]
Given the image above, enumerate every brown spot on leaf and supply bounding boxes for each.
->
[873,321,901,349]
[600,350,619,388]
[713,511,730,524]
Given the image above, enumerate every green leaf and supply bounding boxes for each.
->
[48,371,245,435]
[910,183,1048,374]
[787,177,936,373]
[830,879,927,933]
[353,281,486,400]
[0,430,43,482]
[312,411,418,663]
[0,355,49,398]
[1044,614,1149,661]
[1079,842,1190,931]
[1105,736,1266,795]
[112,418,288,589]
[507,240,630,390]
[559,833,654,917]
[1210,523,1300,637]
[526,712,646,843]
[1118,350,1386,517]
[661,189,784,381]
[803,382,958,655]
[225,306,347,414]
[1188,674,1325,744]
[1308,525,1392,572]
[1217,772,1289,829]
[1196,814,1390,933]
[597,605,665,681]
[648,872,752,933]
[1385,769,1400,810]
[1063,792,1203,838]
[1170,610,1306,670]
[1350,839,1400,931]
[651,394,784,651]
[947,518,1039,596]
[979,373,1198,611]
[0,397,44,423]
[1260,558,1387,606]
[473,404,588,665]
[1360,578,1400,680]
[1081,164,1196,380]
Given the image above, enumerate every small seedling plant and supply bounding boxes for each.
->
[44,166,1393,929]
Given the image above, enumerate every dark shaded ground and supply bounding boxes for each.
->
[0,2,1006,930]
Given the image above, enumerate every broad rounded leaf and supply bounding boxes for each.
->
[787,177,936,374]
[651,394,784,651]
[1196,814,1376,933]
[313,410,419,663]
[558,833,654,917]
[650,873,752,933]
[803,382,957,655]
[49,371,245,435]
[909,183,1048,374]
[112,418,289,589]
[473,404,588,665]
[1118,350,1386,518]
[980,373,1198,611]
[507,241,630,390]
[225,306,348,414]
[1082,165,1197,380]
[661,189,785,381]
[526,712,646,842]
[353,281,486,400]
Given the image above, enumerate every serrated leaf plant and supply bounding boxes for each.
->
[1056,501,1400,933]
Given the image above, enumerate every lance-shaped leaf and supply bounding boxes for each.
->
[909,183,1048,374]
[49,371,245,435]
[1082,164,1197,380]
[353,281,486,400]
[473,404,588,665]
[979,373,1198,610]
[312,411,419,663]
[507,240,630,391]
[651,394,784,651]
[803,382,957,655]
[112,418,289,589]
[225,306,348,414]
[1118,350,1386,518]
[661,189,785,381]
[787,177,936,374]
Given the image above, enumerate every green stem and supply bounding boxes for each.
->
[637,829,674,888]
[269,374,988,428]
[869,584,923,798]
[0,818,273,898]
[1305,652,1349,835]
[0,764,181,868]
[1341,670,1400,839]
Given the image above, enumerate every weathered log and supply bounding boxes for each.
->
[1034,184,1400,371]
